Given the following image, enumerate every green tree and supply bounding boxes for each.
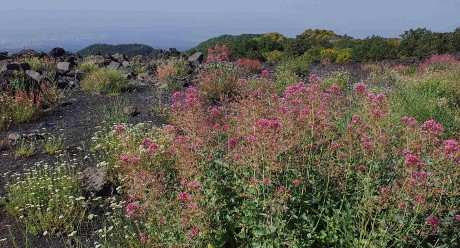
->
[448,27,460,53]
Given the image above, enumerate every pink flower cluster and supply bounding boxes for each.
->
[401,116,419,131]
[114,124,126,133]
[418,54,457,73]
[206,44,230,63]
[120,155,141,164]
[421,119,444,138]
[125,202,140,216]
[261,69,270,77]
[308,74,322,84]
[171,88,200,109]
[178,192,191,202]
[442,139,460,163]
[187,228,200,239]
[425,215,441,233]
[257,118,282,131]
[354,83,368,96]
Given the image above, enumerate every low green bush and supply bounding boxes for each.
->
[81,68,129,94]
[77,61,99,74]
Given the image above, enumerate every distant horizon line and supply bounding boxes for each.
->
[1,26,458,54]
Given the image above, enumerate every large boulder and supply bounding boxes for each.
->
[25,70,44,82]
[80,166,114,196]
[49,47,66,57]
[107,61,121,70]
[122,61,131,68]
[169,48,180,57]
[123,105,140,117]
[0,53,9,61]
[0,62,30,72]
[111,53,127,63]
[188,52,204,67]
[13,49,41,59]
[57,61,75,72]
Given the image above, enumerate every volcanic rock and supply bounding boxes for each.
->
[107,61,121,70]
[57,62,75,72]
[25,70,44,82]
[49,47,66,57]
[188,52,204,66]
[80,166,114,196]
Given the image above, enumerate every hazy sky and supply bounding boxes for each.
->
[1,0,459,51]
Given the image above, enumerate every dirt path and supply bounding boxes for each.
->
[0,84,165,247]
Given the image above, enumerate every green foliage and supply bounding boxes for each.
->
[189,27,460,64]
[5,162,87,236]
[400,28,449,58]
[263,50,284,62]
[15,140,35,158]
[97,96,129,127]
[78,43,155,57]
[275,58,302,89]
[81,68,129,94]
[43,135,64,155]
[24,57,56,72]
[187,34,262,58]
[323,70,351,90]
[448,28,460,53]
[302,47,322,63]
[391,68,460,137]
[76,61,99,73]
[297,29,337,42]
[131,62,148,75]
[336,48,353,62]
[285,37,317,57]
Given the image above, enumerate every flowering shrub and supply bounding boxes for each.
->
[206,44,230,63]
[155,58,188,91]
[0,82,62,129]
[235,58,263,75]
[418,54,458,74]
[92,59,460,247]
[196,63,245,103]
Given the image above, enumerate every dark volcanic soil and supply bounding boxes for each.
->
[0,84,165,247]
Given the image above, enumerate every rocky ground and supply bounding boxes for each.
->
[0,83,167,247]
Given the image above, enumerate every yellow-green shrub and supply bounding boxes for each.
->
[77,61,99,73]
[81,68,128,94]
[336,48,353,62]
[320,49,338,62]
[263,50,284,62]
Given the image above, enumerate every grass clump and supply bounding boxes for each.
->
[81,68,129,94]
[15,140,35,158]
[391,65,460,137]
[43,135,64,155]
[77,61,99,74]
[97,96,129,127]
[132,63,148,75]
[5,162,87,236]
